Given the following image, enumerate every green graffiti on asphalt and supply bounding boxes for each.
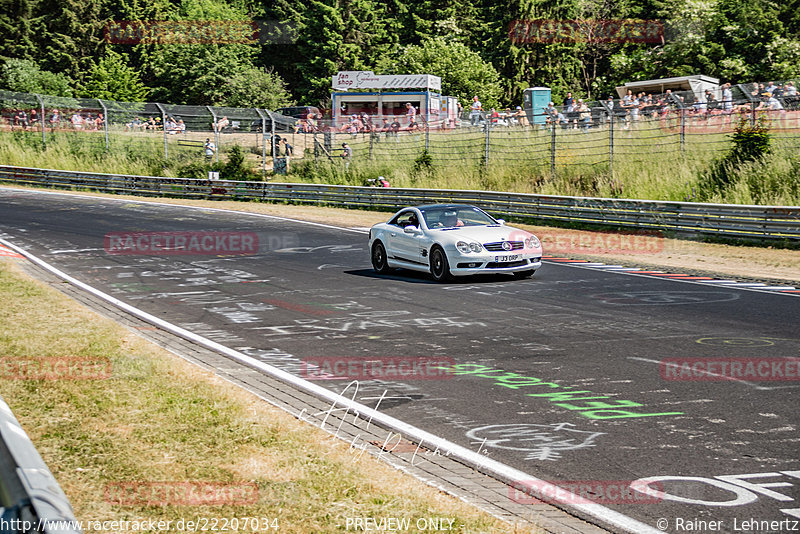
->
[437,364,683,420]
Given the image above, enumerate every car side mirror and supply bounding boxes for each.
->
[496,219,506,225]
[404,225,421,234]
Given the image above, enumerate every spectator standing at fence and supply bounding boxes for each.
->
[405,102,416,126]
[71,112,83,130]
[204,138,216,161]
[29,109,39,127]
[722,83,733,113]
[341,142,352,169]
[96,113,105,130]
[785,82,797,96]
[563,92,575,112]
[469,95,482,126]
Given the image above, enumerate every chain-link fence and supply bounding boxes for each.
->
[1,81,798,180]
[0,90,299,174]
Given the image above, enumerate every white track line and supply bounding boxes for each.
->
[0,235,663,534]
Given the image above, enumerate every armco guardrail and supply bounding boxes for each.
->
[0,393,81,534]
[1,165,798,240]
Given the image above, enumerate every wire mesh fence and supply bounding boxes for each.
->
[1,82,799,180]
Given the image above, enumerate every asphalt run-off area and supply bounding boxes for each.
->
[1,187,799,534]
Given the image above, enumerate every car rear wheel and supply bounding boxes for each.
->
[429,246,452,282]
[371,241,391,274]
[513,269,536,279]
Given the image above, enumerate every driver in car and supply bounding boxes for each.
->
[439,210,464,228]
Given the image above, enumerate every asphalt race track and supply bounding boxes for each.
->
[2,187,799,534]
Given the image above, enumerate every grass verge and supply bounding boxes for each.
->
[0,259,523,533]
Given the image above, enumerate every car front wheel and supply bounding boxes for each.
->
[429,246,452,282]
[371,241,391,274]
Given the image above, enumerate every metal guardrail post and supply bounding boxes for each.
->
[34,94,46,147]
[425,113,430,152]
[599,100,614,179]
[98,99,110,151]
[484,117,490,168]
[206,105,219,163]
[255,108,268,176]
[155,103,168,159]
[550,122,557,179]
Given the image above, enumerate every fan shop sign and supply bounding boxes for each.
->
[332,71,442,91]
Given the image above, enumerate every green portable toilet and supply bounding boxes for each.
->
[523,87,551,125]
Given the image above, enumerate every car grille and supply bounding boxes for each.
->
[486,260,529,268]
[483,241,524,251]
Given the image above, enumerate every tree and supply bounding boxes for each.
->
[82,51,149,102]
[0,58,73,96]
[148,44,256,104]
[378,37,503,109]
[223,67,294,108]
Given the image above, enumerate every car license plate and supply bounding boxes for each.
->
[494,255,520,262]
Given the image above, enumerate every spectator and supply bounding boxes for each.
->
[29,109,39,127]
[204,138,216,160]
[17,110,30,130]
[378,176,390,187]
[758,94,784,111]
[785,82,797,96]
[512,105,527,127]
[544,102,566,126]
[405,102,416,126]
[722,83,733,113]
[469,95,482,126]
[390,117,401,136]
[765,81,776,94]
[563,92,575,112]
[95,113,105,130]
[71,112,83,130]
[177,119,186,134]
[215,116,229,132]
[341,142,352,169]
[576,99,591,130]
[49,109,61,130]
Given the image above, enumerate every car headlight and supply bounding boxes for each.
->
[526,236,541,249]
[456,241,483,254]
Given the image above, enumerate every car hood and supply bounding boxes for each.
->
[430,225,534,243]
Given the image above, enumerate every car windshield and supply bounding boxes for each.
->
[421,206,498,229]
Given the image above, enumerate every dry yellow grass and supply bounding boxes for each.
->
[0,259,532,533]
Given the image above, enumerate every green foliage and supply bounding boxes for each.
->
[176,145,261,181]
[379,37,503,108]
[82,51,149,102]
[410,148,435,184]
[0,59,73,96]
[701,118,772,197]
[223,67,294,108]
